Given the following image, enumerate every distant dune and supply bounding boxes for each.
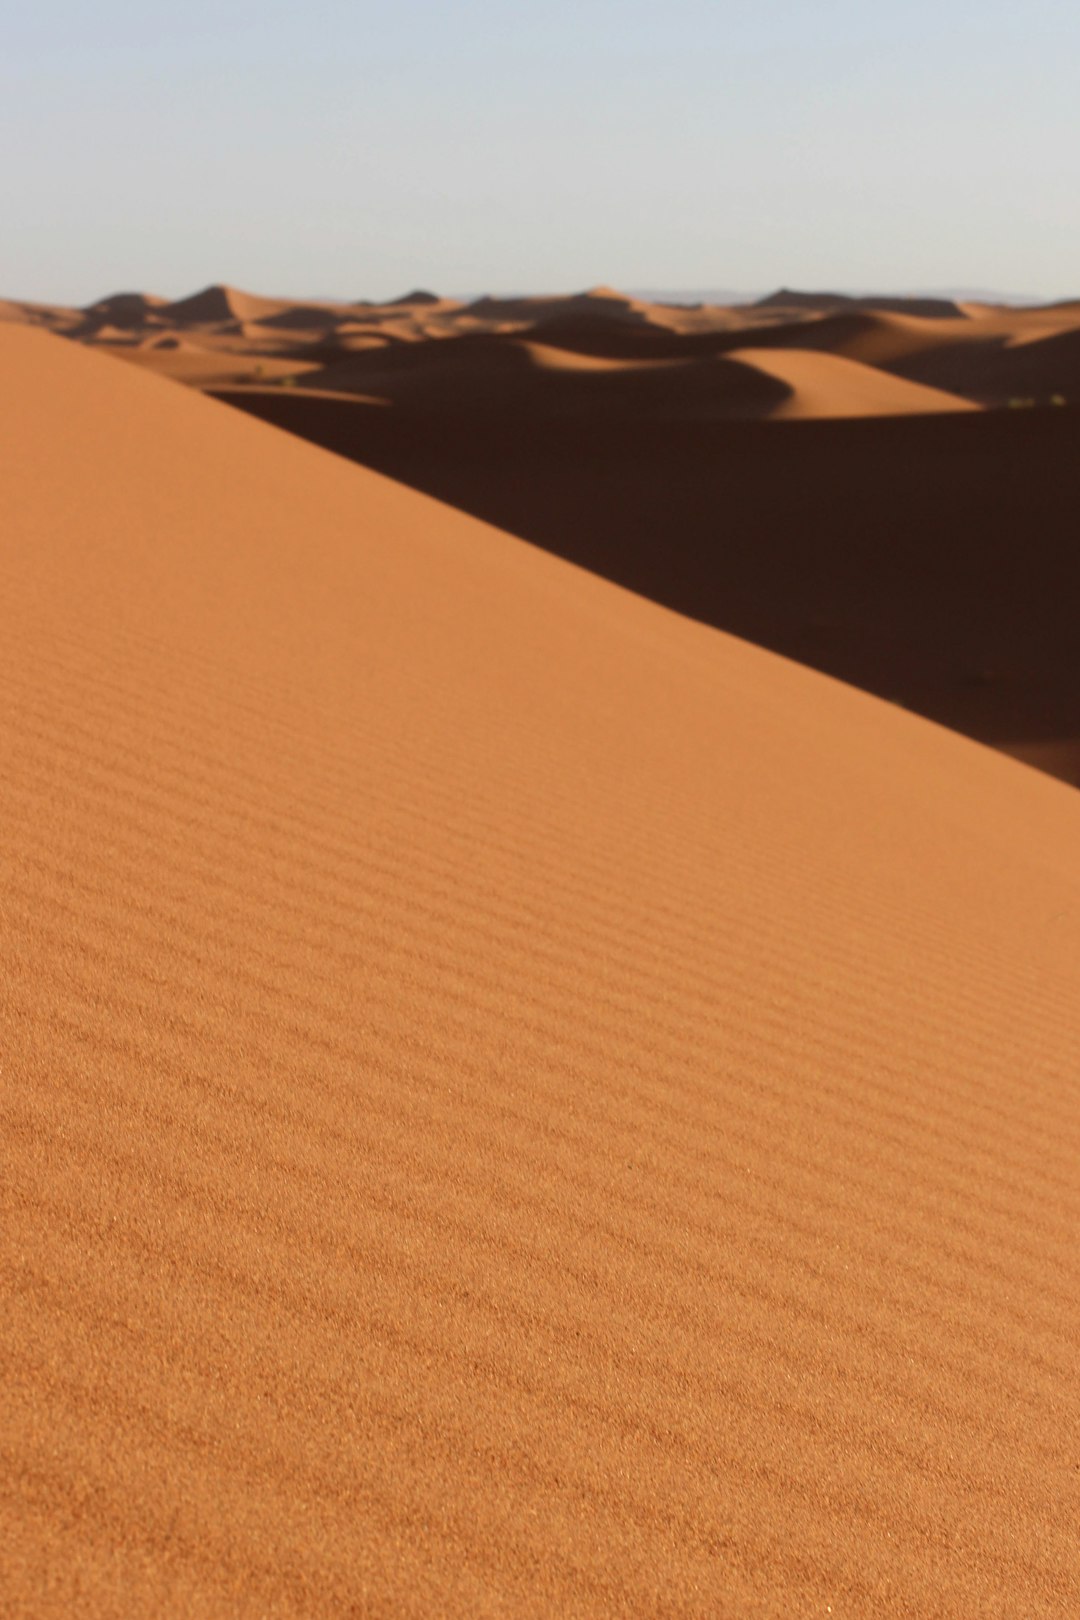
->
[754,288,969,320]
[291,336,795,420]
[279,333,972,423]
[14,278,1079,407]
[720,346,976,418]
[78,291,169,331]
[158,283,294,326]
[17,278,1080,406]
[745,306,1080,405]
[3,320,1079,1619]
[379,287,452,307]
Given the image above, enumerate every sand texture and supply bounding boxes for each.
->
[2,324,1080,1616]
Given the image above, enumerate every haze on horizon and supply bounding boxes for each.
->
[3,0,1077,306]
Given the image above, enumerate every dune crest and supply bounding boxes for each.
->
[209,373,1080,786]
[756,288,969,320]
[379,288,447,307]
[728,345,977,417]
[160,283,293,327]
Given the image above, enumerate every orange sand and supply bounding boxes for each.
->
[2,324,1080,1617]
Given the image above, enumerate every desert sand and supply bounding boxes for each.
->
[3,321,1080,1617]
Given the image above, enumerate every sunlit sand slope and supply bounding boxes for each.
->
[2,325,1079,1618]
[724,346,975,417]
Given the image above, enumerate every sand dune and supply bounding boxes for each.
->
[375,288,457,309]
[0,298,82,331]
[740,306,1080,405]
[212,385,1080,784]
[754,288,969,320]
[725,347,976,418]
[521,310,705,358]
[3,322,1080,1617]
[461,286,655,326]
[295,336,793,419]
[887,321,1080,405]
[118,346,326,388]
[21,279,1079,407]
[288,334,971,422]
[249,304,361,333]
[31,286,473,385]
[160,283,297,327]
[80,291,169,329]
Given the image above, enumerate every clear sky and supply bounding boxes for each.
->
[3,0,1077,304]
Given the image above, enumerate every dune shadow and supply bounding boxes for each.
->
[209,389,1080,783]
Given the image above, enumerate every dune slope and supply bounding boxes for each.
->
[208,389,1080,783]
[287,335,972,422]
[724,346,975,418]
[2,325,1080,1618]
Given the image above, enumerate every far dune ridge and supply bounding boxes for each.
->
[8,278,1080,405]
[260,336,974,421]
[722,346,976,418]
[0,281,1003,407]
[2,323,1080,1617]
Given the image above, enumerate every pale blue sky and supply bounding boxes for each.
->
[3,0,1077,303]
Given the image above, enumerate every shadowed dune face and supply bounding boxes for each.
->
[272,333,972,422]
[290,336,799,420]
[158,283,299,326]
[745,307,1080,406]
[886,323,1080,405]
[209,386,1080,785]
[753,288,970,320]
[77,291,170,332]
[3,324,1080,1617]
